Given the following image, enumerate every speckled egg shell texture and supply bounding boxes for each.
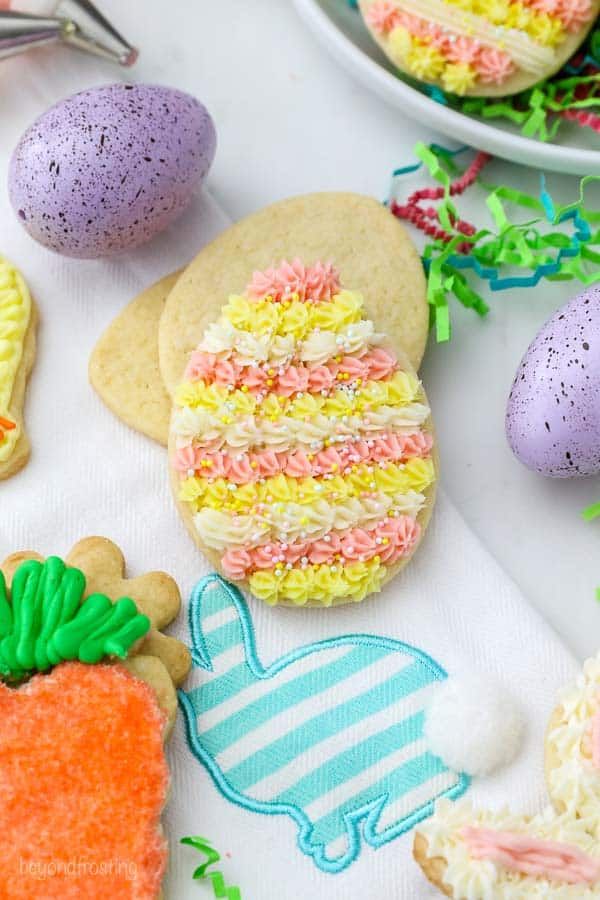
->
[9,83,216,259]
[506,285,600,477]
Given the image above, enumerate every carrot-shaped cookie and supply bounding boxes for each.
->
[0,538,192,899]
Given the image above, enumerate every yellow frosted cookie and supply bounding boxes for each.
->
[359,0,600,97]
[0,256,36,480]
[169,258,437,608]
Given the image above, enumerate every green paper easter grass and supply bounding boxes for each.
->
[583,501,600,521]
[458,73,600,141]
[421,21,600,141]
[181,836,242,899]
[391,143,600,342]
[582,503,600,601]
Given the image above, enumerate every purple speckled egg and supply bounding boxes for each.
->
[506,285,600,477]
[8,83,216,259]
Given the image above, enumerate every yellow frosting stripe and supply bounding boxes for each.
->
[221,290,363,339]
[0,258,31,463]
[174,370,421,418]
[179,458,435,514]
[445,0,566,47]
[394,0,558,73]
[249,556,387,606]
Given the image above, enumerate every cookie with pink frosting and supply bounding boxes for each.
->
[359,0,600,97]
[168,258,437,607]
[414,650,600,897]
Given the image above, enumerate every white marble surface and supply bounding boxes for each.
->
[5,0,600,661]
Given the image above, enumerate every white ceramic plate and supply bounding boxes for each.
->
[294,0,600,176]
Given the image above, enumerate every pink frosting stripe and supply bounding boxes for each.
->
[462,826,600,886]
[246,259,341,303]
[221,514,421,580]
[184,348,399,394]
[173,431,433,480]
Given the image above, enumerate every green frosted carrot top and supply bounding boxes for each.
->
[0,555,151,681]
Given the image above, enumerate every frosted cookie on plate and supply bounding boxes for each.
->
[359,0,600,96]
[169,259,437,608]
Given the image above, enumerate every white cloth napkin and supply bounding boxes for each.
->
[0,51,580,900]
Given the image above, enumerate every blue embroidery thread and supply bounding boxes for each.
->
[179,573,470,874]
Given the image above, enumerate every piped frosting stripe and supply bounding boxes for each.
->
[184,347,399,394]
[220,289,363,337]
[174,370,421,420]
[221,514,421,579]
[192,483,426,551]
[179,458,435,516]
[196,317,383,366]
[172,431,433,481]
[246,258,340,303]
[249,556,388,606]
[171,401,430,455]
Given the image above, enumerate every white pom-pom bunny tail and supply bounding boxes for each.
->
[424,675,524,777]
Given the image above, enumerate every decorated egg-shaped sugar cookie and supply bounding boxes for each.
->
[169,259,437,607]
[359,0,600,97]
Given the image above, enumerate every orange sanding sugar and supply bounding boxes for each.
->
[0,662,169,899]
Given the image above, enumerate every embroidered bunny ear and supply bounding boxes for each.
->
[188,574,253,674]
[423,674,524,777]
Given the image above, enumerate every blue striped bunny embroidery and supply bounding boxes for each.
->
[179,574,470,874]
